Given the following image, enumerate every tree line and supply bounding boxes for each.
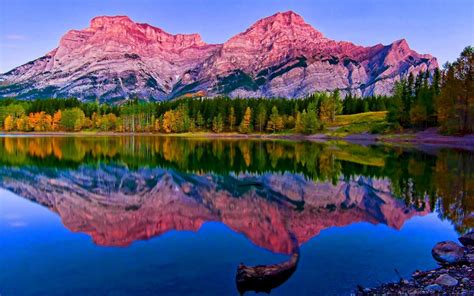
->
[388,46,473,134]
[0,91,343,134]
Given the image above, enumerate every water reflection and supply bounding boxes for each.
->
[0,136,472,294]
[236,234,300,294]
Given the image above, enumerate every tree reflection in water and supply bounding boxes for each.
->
[0,136,472,293]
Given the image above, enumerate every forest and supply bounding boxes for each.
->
[0,46,472,135]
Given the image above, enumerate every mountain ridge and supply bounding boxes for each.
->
[0,11,438,102]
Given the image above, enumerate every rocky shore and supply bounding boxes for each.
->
[357,232,473,295]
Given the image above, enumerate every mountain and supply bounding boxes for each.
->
[0,164,428,253]
[0,11,438,102]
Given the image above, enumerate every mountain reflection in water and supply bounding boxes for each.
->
[0,136,472,294]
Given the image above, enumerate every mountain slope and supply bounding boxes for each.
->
[0,11,438,102]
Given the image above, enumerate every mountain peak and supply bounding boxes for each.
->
[90,15,134,29]
[392,38,409,48]
[235,10,324,41]
[266,10,306,24]
[253,10,314,29]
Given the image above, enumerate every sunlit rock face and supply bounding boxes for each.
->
[0,11,437,101]
[0,165,428,254]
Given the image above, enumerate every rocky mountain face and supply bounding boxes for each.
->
[0,164,428,253]
[0,11,438,102]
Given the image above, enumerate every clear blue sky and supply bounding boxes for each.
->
[0,0,473,73]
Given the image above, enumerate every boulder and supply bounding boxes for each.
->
[459,231,474,247]
[466,253,474,264]
[434,274,459,287]
[424,284,443,292]
[432,241,465,265]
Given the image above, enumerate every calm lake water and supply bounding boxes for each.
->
[0,136,472,296]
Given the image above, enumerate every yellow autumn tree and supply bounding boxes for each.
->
[28,113,39,131]
[4,115,14,131]
[162,111,174,133]
[15,116,28,131]
[53,110,62,131]
[154,119,161,132]
[238,107,253,134]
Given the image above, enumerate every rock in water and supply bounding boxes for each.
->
[424,284,443,292]
[459,231,474,247]
[434,274,459,287]
[432,241,465,265]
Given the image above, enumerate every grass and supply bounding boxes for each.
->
[326,111,389,137]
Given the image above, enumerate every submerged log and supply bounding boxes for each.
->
[236,235,300,294]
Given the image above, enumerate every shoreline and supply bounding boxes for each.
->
[0,130,473,150]
[356,233,473,295]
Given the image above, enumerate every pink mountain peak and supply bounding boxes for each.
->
[233,10,324,42]
[392,38,410,49]
[90,15,134,29]
[266,10,306,24]
[86,15,207,47]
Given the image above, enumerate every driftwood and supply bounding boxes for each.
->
[236,235,300,294]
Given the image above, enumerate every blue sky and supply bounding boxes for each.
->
[0,0,472,73]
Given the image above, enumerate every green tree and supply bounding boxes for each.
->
[387,81,405,128]
[212,113,224,133]
[305,102,320,134]
[196,111,205,130]
[437,46,474,134]
[266,105,283,132]
[256,103,267,132]
[295,111,304,133]
[228,107,236,131]
[61,108,86,131]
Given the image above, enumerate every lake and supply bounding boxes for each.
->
[0,136,472,295]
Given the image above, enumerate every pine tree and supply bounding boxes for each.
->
[437,46,473,134]
[387,81,405,127]
[295,111,304,133]
[196,111,205,130]
[305,102,319,134]
[212,113,224,133]
[256,103,267,132]
[228,107,236,131]
[332,90,343,118]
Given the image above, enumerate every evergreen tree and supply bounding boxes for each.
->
[305,102,320,134]
[295,111,304,133]
[228,107,236,131]
[212,113,224,133]
[437,46,473,134]
[256,103,267,132]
